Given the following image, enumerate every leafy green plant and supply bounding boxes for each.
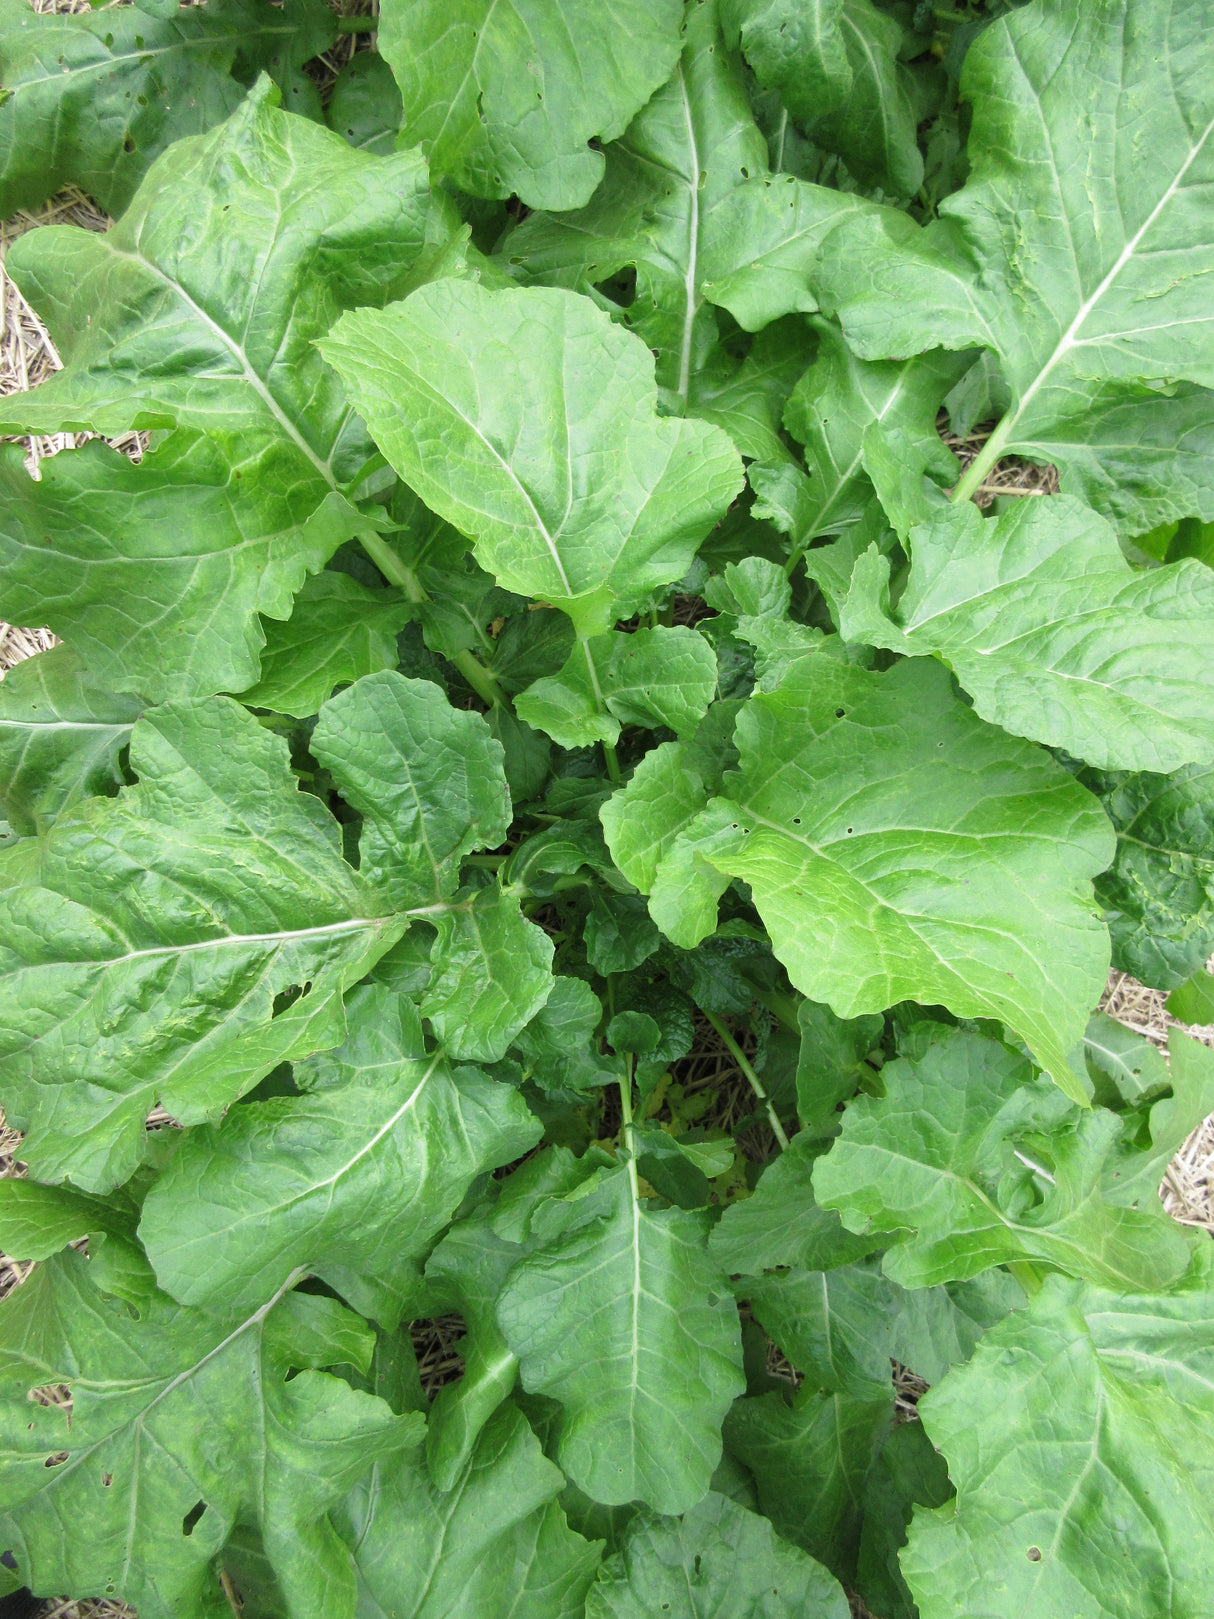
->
[1,1,1213,1616]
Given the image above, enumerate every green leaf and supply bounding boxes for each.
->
[0,1177,135,1262]
[710,1133,884,1277]
[724,1385,893,1584]
[518,626,717,748]
[1081,1011,1171,1108]
[596,626,718,738]
[422,1207,525,1491]
[1102,1029,1214,1214]
[1090,764,1214,989]
[599,701,740,903]
[422,882,555,1062]
[810,0,1214,525]
[780,328,967,546]
[1167,970,1214,1023]
[723,0,924,195]
[139,983,540,1319]
[311,672,512,908]
[795,999,883,1136]
[235,572,412,718]
[585,1489,849,1618]
[339,1399,601,1618]
[841,498,1214,772]
[745,1262,898,1397]
[688,318,818,461]
[903,1260,1214,1619]
[647,652,1113,1093]
[0,697,407,1193]
[377,0,684,210]
[0,432,370,705]
[497,1165,745,1513]
[319,281,744,636]
[854,1422,953,1619]
[505,2,855,395]
[0,78,449,481]
[502,0,767,396]
[0,644,140,837]
[585,892,663,977]
[512,977,619,1093]
[746,1259,1021,1399]
[326,51,402,155]
[0,0,337,215]
[0,1253,422,1619]
[812,1027,1192,1292]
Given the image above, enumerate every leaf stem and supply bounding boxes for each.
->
[618,1054,640,1202]
[703,1011,790,1149]
[579,636,621,782]
[356,529,507,706]
[1008,1259,1045,1298]
[751,987,802,1033]
[949,413,1014,504]
[220,1569,243,1618]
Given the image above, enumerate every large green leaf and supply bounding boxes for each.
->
[504,0,767,399]
[636,652,1113,1093]
[139,983,539,1319]
[0,78,444,464]
[724,1385,893,1584]
[0,79,446,471]
[0,698,408,1193]
[0,83,453,696]
[722,0,923,195]
[809,0,1214,527]
[505,1,855,399]
[586,1490,849,1618]
[903,1261,1214,1619]
[310,672,512,909]
[497,1165,745,1513]
[339,1399,601,1619]
[812,1027,1192,1292]
[0,433,367,704]
[377,0,684,210]
[1089,764,1214,988]
[319,280,744,636]
[0,1253,422,1619]
[0,0,337,215]
[0,644,140,837]
[235,571,412,719]
[841,497,1214,773]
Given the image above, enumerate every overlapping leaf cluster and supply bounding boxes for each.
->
[1,1,1213,1615]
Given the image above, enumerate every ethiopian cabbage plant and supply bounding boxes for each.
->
[1,0,1213,1615]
